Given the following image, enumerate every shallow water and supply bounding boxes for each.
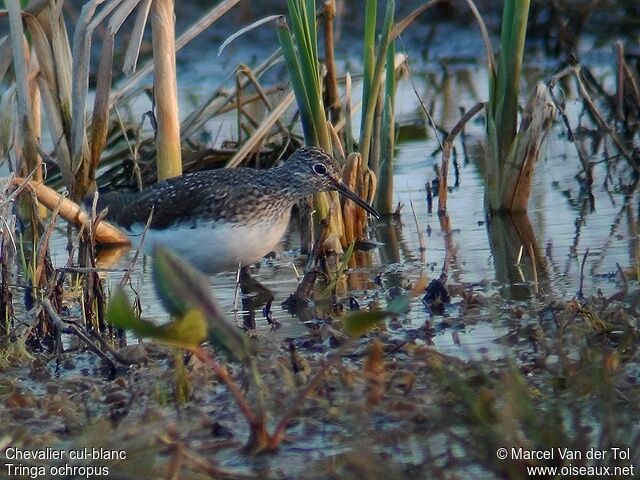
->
[32,61,637,363]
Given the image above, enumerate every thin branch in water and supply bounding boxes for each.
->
[409,196,426,265]
[40,298,125,368]
[119,205,153,288]
[402,52,444,152]
[438,102,484,214]
[578,248,589,299]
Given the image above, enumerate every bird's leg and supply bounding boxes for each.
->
[239,266,274,300]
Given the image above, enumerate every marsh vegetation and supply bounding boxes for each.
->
[0,0,639,478]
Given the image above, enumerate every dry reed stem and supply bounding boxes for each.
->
[34,193,63,285]
[6,1,39,180]
[499,84,555,213]
[89,32,114,186]
[409,198,425,264]
[26,51,42,183]
[71,1,126,197]
[327,121,345,163]
[181,50,281,139]
[7,177,130,245]
[119,207,153,288]
[344,73,353,154]
[151,0,182,179]
[238,65,290,136]
[342,154,359,245]
[123,0,152,75]
[226,90,296,168]
[322,0,340,124]
[112,0,241,106]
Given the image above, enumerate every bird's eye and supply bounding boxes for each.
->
[313,163,327,175]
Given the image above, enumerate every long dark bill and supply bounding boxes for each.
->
[332,179,380,219]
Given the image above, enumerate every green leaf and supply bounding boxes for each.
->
[161,309,208,347]
[277,16,318,145]
[359,0,395,166]
[107,288,207,349]
[152,246,251,360]
[107,288,159,337]
[152,245,209,317]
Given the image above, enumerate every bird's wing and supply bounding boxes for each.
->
[99,170,246,230]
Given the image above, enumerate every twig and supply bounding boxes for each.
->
[232,263,242,314]
[270,341,352,445]
[41,298,123,367]
[547,83,593,181]
[238,65,290,137]
[574,67,638,171]
[225,90,296,168]
[409,197,425,265]
[578,248,589,298]
[405,56,444,151]
[438,102,484,213]
[192,347,257,427]
[119,206,153,288]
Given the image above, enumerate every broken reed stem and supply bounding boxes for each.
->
[7,177,130,245]
[409,198,425,261]
[438,212,453,276]
[438,102,484,214]
[34,193,64,286]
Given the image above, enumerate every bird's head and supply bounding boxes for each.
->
[285,146,380,218]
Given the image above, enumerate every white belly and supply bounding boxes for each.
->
[126,211,291,274]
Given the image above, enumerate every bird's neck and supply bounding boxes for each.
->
[267,164,319,200]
